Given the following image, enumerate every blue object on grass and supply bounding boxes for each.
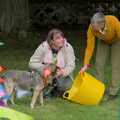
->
[0,84,11,100]
[16,89,32,98]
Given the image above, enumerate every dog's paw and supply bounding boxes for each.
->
[40,101,44,106]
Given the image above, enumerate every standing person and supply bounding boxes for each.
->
[80,12,120,101]
[29,28,75,97]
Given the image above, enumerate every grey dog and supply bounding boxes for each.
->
[1,64,57,109]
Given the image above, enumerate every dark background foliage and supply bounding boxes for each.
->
[0,0,120,62]
[29,0,120,30]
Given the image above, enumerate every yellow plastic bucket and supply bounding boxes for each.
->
[63,72,105,105]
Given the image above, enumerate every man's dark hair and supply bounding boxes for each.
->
[46,28,64,44]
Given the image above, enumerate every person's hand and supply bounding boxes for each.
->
[80,64,92,74]
[56,68,64,78]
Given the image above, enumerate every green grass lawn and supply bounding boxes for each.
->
[0,43,119,120]
[10,97,118,120]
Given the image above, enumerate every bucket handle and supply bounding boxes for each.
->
[63,90,69,99]
[80,72,85,77]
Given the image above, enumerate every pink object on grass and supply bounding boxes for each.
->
[0,91,6,97]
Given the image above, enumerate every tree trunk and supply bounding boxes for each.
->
[0,0,29,33]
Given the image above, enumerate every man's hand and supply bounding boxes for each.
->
[56,68,64,78]
[80,64,92,74]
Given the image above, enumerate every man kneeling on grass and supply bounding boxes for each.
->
[29,28,75,98]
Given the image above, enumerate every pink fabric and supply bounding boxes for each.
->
[0,91,5,97]
[0,77,5,83]
[0,100,5,106]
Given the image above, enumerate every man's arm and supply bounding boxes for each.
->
[84,24,95,65]
[29,42,48,73]
[63,44,75,77]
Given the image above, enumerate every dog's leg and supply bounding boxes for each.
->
[39,91,43,105]
[4,80,15,106]
[30,85,43,109]
[10,89,16,105]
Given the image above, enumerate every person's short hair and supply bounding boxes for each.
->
[91,12,105,24]
[46,28,64,44]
